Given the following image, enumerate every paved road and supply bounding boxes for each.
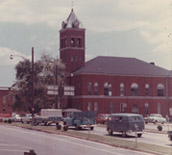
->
[73,124,172,148]
[0,125,154,155]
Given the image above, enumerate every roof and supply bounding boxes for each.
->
[109,113,143,117]
[61,9,84,30]
[74,56,170,77]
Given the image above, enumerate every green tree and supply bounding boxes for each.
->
[11,54,66,114]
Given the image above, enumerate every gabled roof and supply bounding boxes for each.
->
[61,9,84,30]
[74,56,170,77]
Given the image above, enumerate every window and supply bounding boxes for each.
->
[145,84,150,96]
[145,103,149,115]
[132,104,139,114]
[120,103,127,113]
[157,103,161,114]
[131,83,139,96]
[3,96,6,104]
[157,83,164,96]
[88,82,92,95]
[104,82,112,96]
[64,39,67,47]
[71,38,75,47]
[94,82,98,95]
[2,108,6,113]
[61,39,63,48]
[77,38,82,47]
[120,83,124,96]
[94,102,98,114]
[87,102,92,111]
[104,106,108,113]
[79,56,82,62]
[110,102,114,113]
[78,83,81,95]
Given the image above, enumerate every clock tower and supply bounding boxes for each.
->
[59,9,85,73]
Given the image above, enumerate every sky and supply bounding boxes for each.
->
[0,0,172,87]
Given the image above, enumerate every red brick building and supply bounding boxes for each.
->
[0,87,13,117]
[60,9,172,117]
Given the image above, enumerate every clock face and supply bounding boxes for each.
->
[73,20,79,28]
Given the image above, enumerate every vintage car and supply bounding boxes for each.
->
[95,114,109,124]
[63,110,96,131]
[106,113,145,137]
[144,114,166,124]
[44,116,63,126]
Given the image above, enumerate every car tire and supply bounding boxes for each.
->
[122,132,127,137]
[90,127,94,130]
[137,134,142,137]
[108,128,113,135]
[56,124,62,130]
[63,125,68,131]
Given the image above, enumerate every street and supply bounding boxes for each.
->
[76,123,172,148]
[85,126,171,148]
[0,124,154,155]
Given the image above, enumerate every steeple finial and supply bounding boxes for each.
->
[71,0,74,9]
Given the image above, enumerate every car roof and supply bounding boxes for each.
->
[109,113,142,117]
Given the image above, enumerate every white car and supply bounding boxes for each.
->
[144,114,166,124]
[9,114,22,122]
[21,114,32,124]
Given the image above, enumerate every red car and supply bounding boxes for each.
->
[95,114,109,124]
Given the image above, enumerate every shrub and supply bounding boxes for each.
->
[157,125,163,131]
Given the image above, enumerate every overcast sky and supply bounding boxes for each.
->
[0,0,172,87]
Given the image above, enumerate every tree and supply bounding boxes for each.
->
[11,54,66,114]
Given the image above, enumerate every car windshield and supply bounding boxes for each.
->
[150,114,162,117]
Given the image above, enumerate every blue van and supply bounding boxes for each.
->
[106,113,145,137]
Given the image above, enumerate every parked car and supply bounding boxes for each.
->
[33,116,45,125]
[44,116,63,126]
[106,113,145,137]
[63,110,96,131]
[21,113,39,124]
[144,114,166,124]
[21,114,32,124]
[95,114,109,124]
[9,114,22,122]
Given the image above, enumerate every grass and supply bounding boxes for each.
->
[1,122,172,155]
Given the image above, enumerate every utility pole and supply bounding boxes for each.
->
[55,64,58,109]
[31,47,35,117]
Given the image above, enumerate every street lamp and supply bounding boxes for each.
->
[10,54,27,60]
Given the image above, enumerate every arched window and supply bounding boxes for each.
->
[131,83,139,96]
[94,82,98,95]
[157,84,164,96]
[88,82,92,95]
[120,83,125,96]
[104,82,112,96]
[145,84,150,96]
[132,104,139,113]
[145,103,149,116]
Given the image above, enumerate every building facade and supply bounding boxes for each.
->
[60,9,172,117]
[0,87,13,117]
